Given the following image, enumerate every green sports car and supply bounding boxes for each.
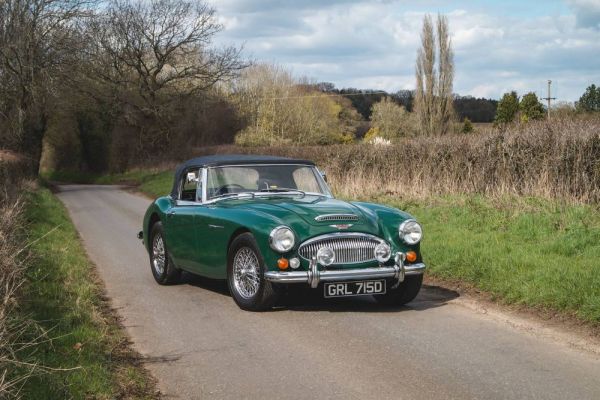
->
[140,155,425,311]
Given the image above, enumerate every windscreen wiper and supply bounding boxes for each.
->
[211,192,255,203]
[259,188,306,197]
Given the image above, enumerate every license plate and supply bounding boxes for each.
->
[324,280,386,298]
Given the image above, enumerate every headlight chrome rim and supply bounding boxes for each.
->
[317,246,335,266]
[374,242,392,263]
[269,226,296,253]
[399,219,423,245]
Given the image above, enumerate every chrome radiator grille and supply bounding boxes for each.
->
[298,233,382,265]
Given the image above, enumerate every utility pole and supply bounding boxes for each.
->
[542,80,556,119]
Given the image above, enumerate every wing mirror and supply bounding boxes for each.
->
[187,172,199,183]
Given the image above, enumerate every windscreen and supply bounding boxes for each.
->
[206,165,330,199]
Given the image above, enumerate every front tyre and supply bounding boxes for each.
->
[149,222,181,285]
[227,233,279,311]
[374,275,423,306]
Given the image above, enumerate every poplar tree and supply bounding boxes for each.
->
[414,14,455,135]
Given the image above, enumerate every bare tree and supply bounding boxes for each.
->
[436,15,454,134]
[85,0,244,153]
[415,15,435,135]
[85,0,246,154]
[0,0,91,168]
[414,14,454,135]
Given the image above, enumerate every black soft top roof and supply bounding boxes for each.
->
[171,154,315,198]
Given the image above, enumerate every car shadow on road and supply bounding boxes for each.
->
[280,284,459,313]
[180,273,459,313]
[181,272,231,295]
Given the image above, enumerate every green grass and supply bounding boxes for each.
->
[51,168,600,324]
[20,188,157,399]
[377,195,600,323]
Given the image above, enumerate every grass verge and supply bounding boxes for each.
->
[20,187,158,399]
[376,195,600,324]
[88,168,600,326]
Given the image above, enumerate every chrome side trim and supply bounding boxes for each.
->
[264,263,425,283]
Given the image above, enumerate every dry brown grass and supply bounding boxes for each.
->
[182,115,600,203]
[0,157,35,398]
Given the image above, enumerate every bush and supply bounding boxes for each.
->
[495,91,519,125]
[192,115,600,203]
[370,97,417,139]
[461,117,474,134]
[520,92,545,121]
[576,84,600,112]
[235,128,289,147]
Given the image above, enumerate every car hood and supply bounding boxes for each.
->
[218,195,412,242]
[232,196,364,223]
[215,195,416,249]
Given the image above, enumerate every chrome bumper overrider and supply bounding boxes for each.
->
[264,252,425,288]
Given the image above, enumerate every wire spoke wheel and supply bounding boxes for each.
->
[233,247,261,298]
[152,234,166,275]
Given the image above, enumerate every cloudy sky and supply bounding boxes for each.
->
[211,0,600,101]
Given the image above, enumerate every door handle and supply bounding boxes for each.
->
[167,210,176,218]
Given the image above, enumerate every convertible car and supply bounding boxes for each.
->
[139,155,426,311]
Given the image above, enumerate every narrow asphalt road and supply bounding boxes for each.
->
[57,185,600,400]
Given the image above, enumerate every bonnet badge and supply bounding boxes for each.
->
[330,224,353,230]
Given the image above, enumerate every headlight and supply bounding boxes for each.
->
[269,226,295,252]
[317,246,335,266]
[399,219,422,245]
[374,242,391,263]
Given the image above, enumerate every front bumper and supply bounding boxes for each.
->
[264,251,425,288]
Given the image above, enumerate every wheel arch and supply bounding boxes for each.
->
[148,212,161,231]
[145,212,162,252]
[227,227,252,253]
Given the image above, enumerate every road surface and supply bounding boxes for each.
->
[57,185,600,400]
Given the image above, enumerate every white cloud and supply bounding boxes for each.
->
[212,0,600,101]
[568,0,600,29]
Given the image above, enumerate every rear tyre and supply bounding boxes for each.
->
[227,233,279,311]
[149,222,181,285]
[374,274,423,306]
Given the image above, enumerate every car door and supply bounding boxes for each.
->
[192,204,231,278]
[164,169,202,271]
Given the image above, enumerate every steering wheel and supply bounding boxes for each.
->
[216,183,245,195]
